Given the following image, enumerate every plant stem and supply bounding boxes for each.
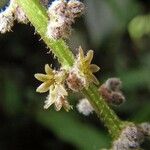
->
[16,0,123,138]
[82,85,123,138]
[16,0,74,69]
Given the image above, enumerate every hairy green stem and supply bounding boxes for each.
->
[82,85,123,138]
[16,0,123,138]
[16,0,74,69]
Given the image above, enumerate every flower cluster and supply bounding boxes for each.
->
[35,47,100,111]
[67,46,100,91]
[0,0,28,33]
[35,64,71,111]
[99,78,125,106]
[76,78,126,116]
[112,123,150,150]
[0,0,50,34]
[47,0,85,39]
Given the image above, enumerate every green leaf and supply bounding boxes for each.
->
[36,110,110,150]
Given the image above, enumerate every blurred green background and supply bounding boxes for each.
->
[0,0,150,149]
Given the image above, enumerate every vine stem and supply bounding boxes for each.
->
[16,0,124,139]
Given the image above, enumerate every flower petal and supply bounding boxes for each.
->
[90,74,99,85]
[44,88,56,109]
[90,64,100,73]
[36,82,50,93]
[45,64,53,75]
[54,97,63,111]
[85,50,93,65]
[63,99,72,112]
[34,73,53,82]
[78,46,84,60]
[57,84,68,96]
[55,71,66,83]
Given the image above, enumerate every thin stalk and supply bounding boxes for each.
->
[82,85,123,138]
[16,0,74,69]
[16,0,123,138]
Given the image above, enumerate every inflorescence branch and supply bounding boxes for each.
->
[1,0,149,149]
[15,0,123,139]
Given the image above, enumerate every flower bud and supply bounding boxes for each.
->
[77,98,94,116]
[47,0,84,39]
[66,71,85,92]
[139,122,150,137]
[99,78,125,106]
[105,77,122,91]
[68,0,85,18]
[111,92,125,105]
[112,124,145,150]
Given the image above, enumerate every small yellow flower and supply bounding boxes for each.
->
[76,46,100,85]
[67,47,100,91]
[34,64,54,93]
[34,64,71,111]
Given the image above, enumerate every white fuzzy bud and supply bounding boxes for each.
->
[77,98,94,116]
[47,16,71,39]
[48,0,67,16]
[105,78,122,92]
[68,0,85,18]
